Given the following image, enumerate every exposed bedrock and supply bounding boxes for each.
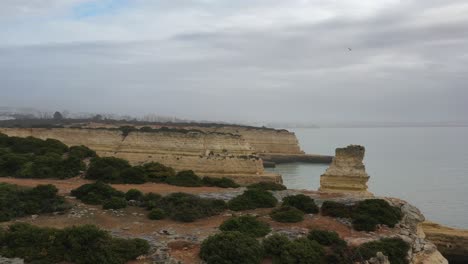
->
[0,128,281,185]
[319,145,372,196]
[422,221,468,264]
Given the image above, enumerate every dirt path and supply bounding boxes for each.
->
[0,177,228,195]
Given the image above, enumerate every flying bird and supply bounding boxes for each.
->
[348,48,352,51]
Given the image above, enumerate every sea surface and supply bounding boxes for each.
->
[266,127,468,228]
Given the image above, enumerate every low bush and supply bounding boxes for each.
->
[308,229,346,247]
[282,194,319,214]
[247,182,286,191]
[321,199,403,231]
[202,177,240,188]
[0,223,149,264]
[102,197,127,209]
[85,157,132,183]
[228,189,278,211]
[353,199,402,229]
[142,192,162,209]
[270,206,304,223]
[321,201,351,218]
[138,162,175,183]
[71,182,125,205]
[199,231,263,264]
[120,167,147,184]
[165,170,203,187]
[156,192,226,222]
[0,183,69,222]
[68,145,97,159]
[148,208,165,220]
[355,238,410,264]
[278,238,325,264]
[219,215,271,237]
[262,233,290,258]
[125,189,144,201]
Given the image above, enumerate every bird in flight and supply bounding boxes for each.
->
[348,48,352,51]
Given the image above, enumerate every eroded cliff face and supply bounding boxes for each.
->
[319,145,372,195]
[422,221,468,264]
[0,128,281,184]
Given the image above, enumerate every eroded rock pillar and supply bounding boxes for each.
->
[319,145,372,196]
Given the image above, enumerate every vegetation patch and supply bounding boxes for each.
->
[0,223,149,264]
[321,201,351,218]
[278,238,325,264]
[262,233,291,259]
[269,206,304,223]
[155,192,226,222]
[282,194,319,214]
[200,231,263,264]
[219,215,271,237]
[0,183,70,222]
[202,177,240,188]
[165,170,203,187]
[247,181,286,191]
[148,208,165,220]
[71,182,125,206]
[102,197,127,210]
[228,189,278,211]
[0,133,93,179]
[355,238,410,264]
[136,162,175,183]
[308,229,346,247]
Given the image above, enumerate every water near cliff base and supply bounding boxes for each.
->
[266,127,468,229]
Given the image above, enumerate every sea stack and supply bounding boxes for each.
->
[319,145,372,196]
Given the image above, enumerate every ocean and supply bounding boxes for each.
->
[266,127,468,228]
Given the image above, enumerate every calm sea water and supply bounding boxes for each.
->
[266,127,468,228]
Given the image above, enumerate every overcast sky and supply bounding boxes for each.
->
[0,0,467,123]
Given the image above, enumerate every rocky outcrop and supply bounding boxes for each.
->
[0,128,281,185]
[422,221,468,264]
[319,145,372,195]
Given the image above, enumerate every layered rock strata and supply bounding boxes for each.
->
[422,221,468,264]
[0,128,281,185]
[319,145,372,195]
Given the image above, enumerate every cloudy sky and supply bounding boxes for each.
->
[0,0,467,123]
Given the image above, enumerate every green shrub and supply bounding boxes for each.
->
[352,214,380,231]
[85,157,132,183]
[157,192,226,222]
[278,238,325,264]
[71,182,125,205]
[228,189,278,211]
[262,233,291,258]
[142,192,162,209]
[202,177,240,188]
[0,183,69,222]
[138,162,175,183]
[166,170,203,187]
[282,194,319,214]
[148,208,165,220]
[355,238,410,264]
[219,215,271,237]
[199,231,263,264]
[321,201,351,218]
[353,199,402,229]
[102,197,127,209]
[125,189,144,201]
[0,223,150,264]
[247,182,286,191]
[308,229,346,247]
[270,206,304,223]
[68,145,97,159]
[120,167,147,184]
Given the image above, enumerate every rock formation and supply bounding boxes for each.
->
[319,145,372,195]
[0,128,281,185]
[422,221,468,263]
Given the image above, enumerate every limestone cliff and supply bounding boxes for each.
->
[0,128,281,185]
[319,145,372,195]
[422,221,468,264]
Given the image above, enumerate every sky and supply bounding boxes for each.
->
[0,0,467,123]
